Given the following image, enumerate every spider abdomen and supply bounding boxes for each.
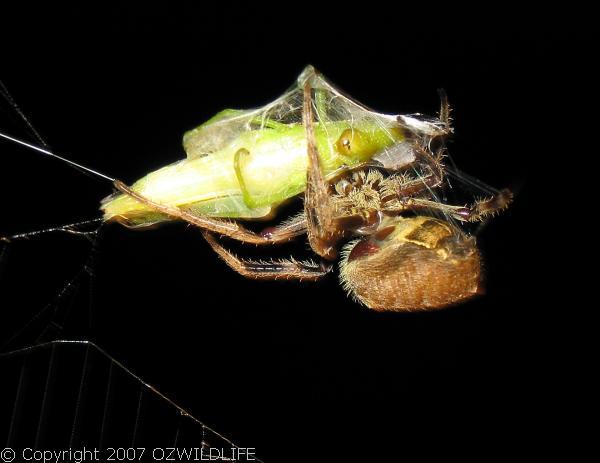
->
[339,216,482,311]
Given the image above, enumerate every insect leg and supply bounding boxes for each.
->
[233,148,258,209]
[201,231,331,281]
[302,82,342,260]
[113,181,306,244]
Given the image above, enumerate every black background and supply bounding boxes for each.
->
[0,5,583,461]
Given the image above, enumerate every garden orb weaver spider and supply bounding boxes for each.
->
[104,66,511,311]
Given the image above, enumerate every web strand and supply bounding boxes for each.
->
[1,341,264,461]
[0,79,49,149]
[1,218,103,242]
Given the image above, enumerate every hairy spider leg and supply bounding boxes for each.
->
[301,81,344,261]
[201,231,330,281]
[112,180,306,244]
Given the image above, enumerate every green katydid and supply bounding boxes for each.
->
[101,66,426,227]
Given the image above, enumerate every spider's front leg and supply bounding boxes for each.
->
[302,82,344,260]
[113,180,306,244]
[383,181,513,223]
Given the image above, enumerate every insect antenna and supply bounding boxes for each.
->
[1,81,111,241]
[0,131,116,183]
[0,79,115,184]
[0,134,109,241]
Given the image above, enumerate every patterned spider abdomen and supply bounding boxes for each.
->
[339,216,482,311]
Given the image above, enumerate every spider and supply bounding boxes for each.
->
[112,79,512,311]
